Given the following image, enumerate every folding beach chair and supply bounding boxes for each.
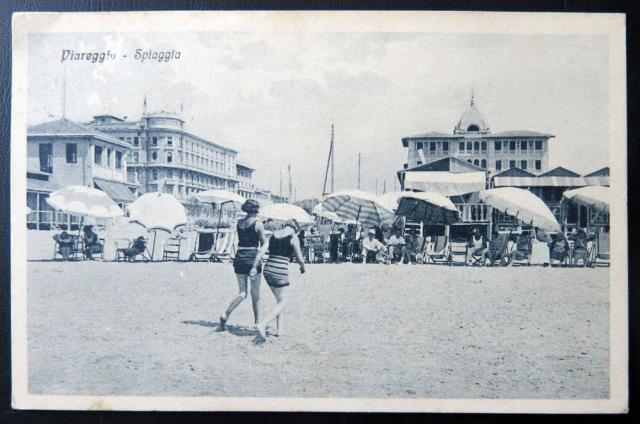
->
[162,237,183,261]
[590,230,610,267]
[211,228,234,263]
[53,233,83,260]
[425,235,450,265]
[485,232,511,266]
[114,238,132,261]
[307,235,326,263]
[510,233,532,266]
[116,237,151,262]
[449,239,469,266]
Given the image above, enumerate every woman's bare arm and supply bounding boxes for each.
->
[291,236,306,273]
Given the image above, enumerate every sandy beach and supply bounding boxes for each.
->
[25,232,610,400]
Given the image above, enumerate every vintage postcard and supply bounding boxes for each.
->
[11,11,627,412]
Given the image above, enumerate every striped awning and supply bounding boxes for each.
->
[94,178,137,203]
[493,176,609,187]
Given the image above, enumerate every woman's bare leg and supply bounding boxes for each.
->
[249,274,262,324]
[257,286,288,339]
[221,274,249,325]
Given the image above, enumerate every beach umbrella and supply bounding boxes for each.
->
[377,191,406,212]
[479,187,560,232]
[321,190,394,228]
[46,185,124,219]
[196,189,245,207]
[312,203,342,223]
[127,192,188,259]
[196,189,245,241]
[395,191,460,225]
[562,186,609,214]
[261,203,314,226]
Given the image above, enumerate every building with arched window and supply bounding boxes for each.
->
[402,94,554,174]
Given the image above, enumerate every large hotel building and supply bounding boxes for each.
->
[26,106,287,229]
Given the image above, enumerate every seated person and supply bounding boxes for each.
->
[122,236,147,261]
[510,232,533,262]
[53,230,74,260]
[572,228,593,267]
[466,227,487,265]
[82,225,103,260]
[404,229,419,263]
[329,228,344,262]
[548,232,570,266]
[387,229,409,264]
[362,229,385,263]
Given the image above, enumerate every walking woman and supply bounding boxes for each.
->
[219,199,267,330]
[250,219,306,339]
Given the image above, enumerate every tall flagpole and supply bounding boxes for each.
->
[330,125,335,193]
[357,152,361,190]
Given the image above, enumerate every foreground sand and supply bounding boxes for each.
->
[26,257,609,399]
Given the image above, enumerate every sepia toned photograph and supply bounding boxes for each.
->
[10,11,627,413]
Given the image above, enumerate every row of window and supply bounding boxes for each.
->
[94,145,123,169]
[418,139,544,154]
[38,143,123,173]
[148,169,231,186]
[463,158,542,171]
[130,151,229,172]
[119,134,228,160]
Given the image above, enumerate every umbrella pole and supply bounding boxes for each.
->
[350,205,362,262]
[216,203,224,245]
[151,230,157,261]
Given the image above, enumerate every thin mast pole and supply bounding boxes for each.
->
[322,124,334,195]
[330,125,335,193]
[288,164,293,203]
[357,152,361,190]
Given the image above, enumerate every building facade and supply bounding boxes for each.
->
[86,110,239,201]
[26,118,138,229]
[402,96,554,175]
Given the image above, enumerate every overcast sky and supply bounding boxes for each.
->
[28,31,610,199]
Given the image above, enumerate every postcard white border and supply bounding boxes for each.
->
[10,10,628,413]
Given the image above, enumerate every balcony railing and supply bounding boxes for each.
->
[456,203,490,223]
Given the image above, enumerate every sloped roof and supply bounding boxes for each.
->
[584,167,609,177]
[400,156,485,174]
[28,118,130,148]
[492,167,535,178]
[539,166,580,177]
[485,130,554,138]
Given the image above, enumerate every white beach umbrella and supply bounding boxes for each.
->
[479,187,560,232]
[46,185,124,219]
[196,189,245,207]
[562,186,609,214]
[128,192,188,259]
[377,191,406,211]
[312,203,342,223]
[261,203,314,226]
[395,191,460,225]
[321,190,394,228]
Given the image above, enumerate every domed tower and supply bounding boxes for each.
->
[454,93,490,135]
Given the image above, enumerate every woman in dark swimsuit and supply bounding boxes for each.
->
[251,219,305,339]
[219,199,267,330]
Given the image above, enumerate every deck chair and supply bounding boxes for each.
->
[449,239,469,266]
[425,235,450,265]
[118,237,151,262]
[510,234,532,266]
[590,231,610,267]
[308,235,326,263]
[53,233,82,260]
[191,230,216,262]
[114,238,132,261]
[486,232,511,266]
[211,229,233,262]
[162,237,183,261]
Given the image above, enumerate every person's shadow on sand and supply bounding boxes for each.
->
[182,320,261,339]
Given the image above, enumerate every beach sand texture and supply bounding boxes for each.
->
[26,232,610,399]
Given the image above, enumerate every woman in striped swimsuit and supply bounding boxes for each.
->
[250,219,306,339]
[219,199,267,330]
